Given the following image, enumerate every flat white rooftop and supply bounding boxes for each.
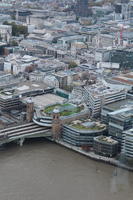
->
[26,94,65,108]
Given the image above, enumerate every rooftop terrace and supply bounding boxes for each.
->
[0,81,52,99]
[44,103,84,117]
[84,82,125,97]
[69,119,106,131]
[95,136,118,145]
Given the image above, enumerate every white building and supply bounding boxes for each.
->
[84,82,127,117]
[0,25,12,43]
[97,62,120,69]
[4,54,38,74]
[93,34,115,48]
[94,49,110,62]
[57,35,87,49]
[29,71,45,82]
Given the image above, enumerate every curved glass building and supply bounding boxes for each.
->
[62,120,106,147]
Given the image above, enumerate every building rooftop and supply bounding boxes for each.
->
[103,98,133,111]
[109,107,133,120]
[0,81,52,99]
[84,81,126,98]
[58,35,87,41]
[54,70,77,77]
[112,72,133,86]
[44,103,84,117]
[30,94,65,108]
[95,135,118,145]
[69,119,106,131]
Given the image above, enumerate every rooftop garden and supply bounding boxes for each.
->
[44,103,84,117]
[97,136,117,144]
[70,120,106,131]
[44,104,61,113]
[68,61,78,69]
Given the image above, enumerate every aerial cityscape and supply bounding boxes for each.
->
[0,0,133,200]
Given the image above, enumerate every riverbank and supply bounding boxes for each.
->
[49,138,133,172]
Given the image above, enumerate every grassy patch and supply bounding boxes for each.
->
[44,104,84,116]
[44,104,60,113]
[71,124,104,131]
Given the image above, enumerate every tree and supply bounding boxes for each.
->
[3,21,28,37]
[25,66,32,73]
[10,40,18,46]
[68,61,78,69]
[81,71,90,81]
[25,65,35,73]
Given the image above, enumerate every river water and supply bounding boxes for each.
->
[0,139,132,200]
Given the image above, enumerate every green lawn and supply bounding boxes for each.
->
[44,104,61,113]
[44,103,84,116]
[71,124,104,131]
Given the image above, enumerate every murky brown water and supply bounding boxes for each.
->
[0,139,132,200]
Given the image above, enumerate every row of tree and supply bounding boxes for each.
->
[3,21,28,37]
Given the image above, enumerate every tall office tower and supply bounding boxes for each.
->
[75,0,91,17]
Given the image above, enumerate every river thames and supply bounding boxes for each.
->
[0,139,132,200]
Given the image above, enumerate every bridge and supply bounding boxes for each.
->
[33,116,52,127]
[0,122,52,146]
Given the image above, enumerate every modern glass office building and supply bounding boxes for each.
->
[122,129,133,158]
[108,107,133,145]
